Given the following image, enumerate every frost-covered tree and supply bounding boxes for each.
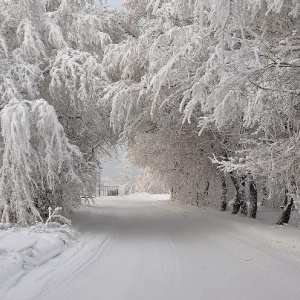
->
[177,1,300,216]
[103,0,211,138]
[0,0,131,224]
[127,129,236,207]
[103,0,300,221]
[103,0,239,208]
[0,100,81,224]
[133,166,168,194]
[117,154,132,186]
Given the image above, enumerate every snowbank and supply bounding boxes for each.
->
[225,211,300,256]
[0,224,77,298]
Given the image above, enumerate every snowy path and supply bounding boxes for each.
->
[2,199,300,300]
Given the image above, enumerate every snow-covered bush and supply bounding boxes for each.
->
[30,207,78,244]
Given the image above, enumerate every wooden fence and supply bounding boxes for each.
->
[98,186,119,196]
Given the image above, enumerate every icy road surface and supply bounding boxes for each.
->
[3,198,300,300]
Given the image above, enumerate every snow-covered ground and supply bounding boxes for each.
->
[1,194,300,300]
[0,221,77,298]
[95,192,171,202]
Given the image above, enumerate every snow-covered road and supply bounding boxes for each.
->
[3,199,300,300]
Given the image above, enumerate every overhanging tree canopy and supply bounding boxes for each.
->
[103,0,300,216]
[0,0,132,224]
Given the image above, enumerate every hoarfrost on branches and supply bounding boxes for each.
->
[103,0,300,215]
[0,0,131,224]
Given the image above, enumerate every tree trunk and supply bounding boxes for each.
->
[240,177,247,216]
[220,174,227,211]
[249,178,257,219]
[230,172,247,216]
[277,188,294,225]
[230,173,244,214]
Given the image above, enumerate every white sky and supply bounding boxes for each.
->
[100,0,134,184]
[101,147,139,185]
[106,0,122,8]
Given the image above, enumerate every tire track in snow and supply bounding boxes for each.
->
[1,233,114,300]
[37,234,114,300]
[4,201,300,300]
[150,235,181,282]
[109,222,181,288]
